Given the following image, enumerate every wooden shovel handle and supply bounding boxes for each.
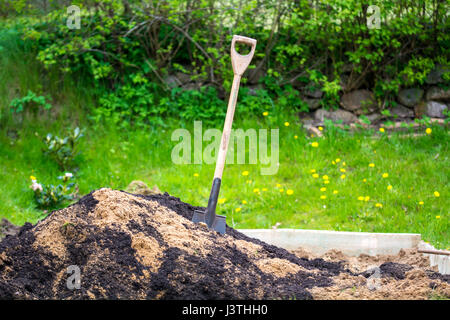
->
[231,35,257,76]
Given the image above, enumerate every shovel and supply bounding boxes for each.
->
[192,35,257,234]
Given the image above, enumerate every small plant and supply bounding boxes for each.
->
[43,127,83,170]
[29,173,77,209]
[9,90,52,113]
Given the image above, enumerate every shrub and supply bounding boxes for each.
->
[29,173,77,209]
[43,127,83,170]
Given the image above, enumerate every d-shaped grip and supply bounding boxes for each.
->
[231,35,257,76]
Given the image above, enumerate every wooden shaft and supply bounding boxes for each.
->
[418,249,450,256]
[214,74,241,179]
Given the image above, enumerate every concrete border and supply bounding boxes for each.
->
[237,229,449,274]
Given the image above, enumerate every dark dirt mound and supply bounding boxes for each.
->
[0,189,448,300]
[0,218,20,240]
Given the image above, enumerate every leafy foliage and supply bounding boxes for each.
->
[29,174,77,209]
[9,90,52,113]
[42,127,83,170]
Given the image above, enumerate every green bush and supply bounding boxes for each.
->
[43,127,83,170]
[29,173,77,209]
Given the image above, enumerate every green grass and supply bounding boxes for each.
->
[0,23,449,249]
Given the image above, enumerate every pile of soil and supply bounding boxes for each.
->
[0,188,448,300]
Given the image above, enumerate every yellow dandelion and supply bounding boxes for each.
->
[320,187,326,192]
[279,188,284,193]
[387,185,393,190]
[364,196,370,202]
[310,169,316,173]
[335,158,341,163]
[342,162,346,166]
[340,174,346,179]
[311,142,319,148]
[312,173,319,178]
[284,122,290,127]
[379,127,385,133]
[322,175,329,180]
[242,200,247,204]
[253,188,260,193]
[418,201,424,205]
[375,203,383,208]
[340,168,346,173]
[242,170,249,176]
[333,190,338,194]
[434,191,440,197]
[294,135,298,139]
[363,178,367,182]
[286,189,294,195]
[358,196,364,201]
[263,111,269,116]
[320,195,327,200]
[369,163,375,168]
[235,208,242,213]
[332,160,336,165]
[382,173,389,178]
[324,180,330,184]
[193,173,199,177]
[318,126,323,131]
[426,128,432,135]
[218,198,226,204]
[436,216,440,219]
[262,188,268,192]
[276,183,282,188]
[30,175,37,181]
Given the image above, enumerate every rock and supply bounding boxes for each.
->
[365,113,383,123]
[314,108,358,124]
[175,72,191,85]
[397,88,424,107]
[390,104,414,118]
[125,180,161,196]
[304,98,321,111]
[304,88,323,99]
[340,90,377,115]
[426,86,450,101]
[181,83,200,91]
[425,101,447,118]
[425,65,448,85]
[164,75,182,88]
[414,101,427,118]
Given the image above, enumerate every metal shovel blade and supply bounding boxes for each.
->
[192,209,226,235]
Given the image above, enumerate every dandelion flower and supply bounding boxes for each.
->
[436,216,440,219]
[363,178,367,183]
[218,198,226,204]
[253,188,260,193]
[276,183,281,188]
[284,122,290,127]
[320,187,326,192]
[387,185,393,190]
[312,173,319,178]
[340,168,346,173]
[286,189,294,195]
[294,135,298,139]
[375,203,383,208]
[342,162,346,166]
[369,163,375,168]
[379,127,385,133]
[310,169,316,173]
[324,180,330,184]
[263,111,269,116]
[322,175,329,180]
[193,173,199,177]
[418,201,423,205]
[235,208,242,213]
[364,196,370,202]
[242,170,249,176]
[333,190,338,194]
[311,142,319,148]
[318,126,323,131]
[426,128,432,134]
[279,189,284,193]
[30,175,37,181]
[340,174,346,179]
[262,188,268,192]
[382,173,389,178]
[242,200,247,204]
[358,196,364,201]
[335,158,341,163]
[434,191,440,197]
[320,195,327,200]
[332,160,336,165]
